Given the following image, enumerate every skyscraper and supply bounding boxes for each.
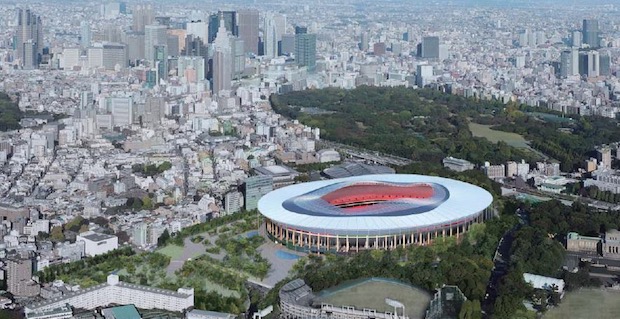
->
[263,14,278,58]
[560,49,579,77]
[295,26,316,71]
[16,9,43,69]
[80,21,91,49]
[359,32,369,51]
[237,9,259,55]
[579,51,600,77]
[600,53,611,76]
[420,36,440,59]
[212,16,232,95]
[231,38,246,80]
[583,19,600,48]
[144,24,167,65]
[132,4,154,33]
[154,45,168,81]
[208,11,236,43]
[571,31,582,48]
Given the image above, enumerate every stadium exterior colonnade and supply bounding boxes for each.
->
[265,207,494,253]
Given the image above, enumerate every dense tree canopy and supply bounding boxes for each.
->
[271,86,540,165]
[0,93,22,131]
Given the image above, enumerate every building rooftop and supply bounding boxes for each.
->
[77,231,116,242]
[102,305,141,319]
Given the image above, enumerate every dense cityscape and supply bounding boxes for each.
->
[2,0,620,318]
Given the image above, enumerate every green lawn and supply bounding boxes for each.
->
[544,289,620,319]
[468,123,530,149]
[314,278,431,319]
[156,245,184,259]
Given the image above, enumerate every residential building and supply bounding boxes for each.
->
[25,275,193,314]
[7,252,40,297]
[224,191,243,215]
[482,162,505,179]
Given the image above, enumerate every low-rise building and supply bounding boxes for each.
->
[443,157,475,172]
[26,275,194,314]
[76,231,118,257]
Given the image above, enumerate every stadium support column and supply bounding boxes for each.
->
[346,236,350,252]
[327,235,330,251]
[418,232,423,245]
[365,235,369,249]
[402,234,406,248]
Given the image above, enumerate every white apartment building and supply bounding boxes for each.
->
[25,275,194,314]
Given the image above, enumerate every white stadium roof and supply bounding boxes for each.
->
[258,174,494,236]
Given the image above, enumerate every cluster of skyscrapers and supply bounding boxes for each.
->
[15,9,43,70]
[559,19,608,78]
[13,6,318,95]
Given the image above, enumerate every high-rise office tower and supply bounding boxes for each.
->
[273,14,287,40]
[600,53,611,76]
[154,45,168,81]
[231,38,245,79]
[132,4,154,33]
[167,34,179,57]
[579,51,600,77]
[186,20,208,42]
[420,36,440,59]
[583,19,600,48]
[208,11,236,43]
[571,31,582,48]
[123,31,145,65]
[560,49,579,77]
[101,43,127,70]
[263,14,278,58]
[237,9,259,55]
[145,24,167,65]
[280,34,296,55]
[295,26,316,71]
[80,21,91,49]
[16,9,43,69]
[212,16,232,95]
[359,32,369,51]
[295,26,307,35]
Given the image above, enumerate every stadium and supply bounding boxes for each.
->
[258,174,494,253]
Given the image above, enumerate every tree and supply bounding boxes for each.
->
[79,224,89,234]
[158,229,171,247]
[50,226,65,242]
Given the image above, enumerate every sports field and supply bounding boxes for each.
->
[313,278,431,319]
[468,123,530,149]
[544,288,620,319]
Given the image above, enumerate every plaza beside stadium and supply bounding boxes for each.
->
[258,174,494,253]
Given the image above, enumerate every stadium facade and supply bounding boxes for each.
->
[258,174,494,253]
